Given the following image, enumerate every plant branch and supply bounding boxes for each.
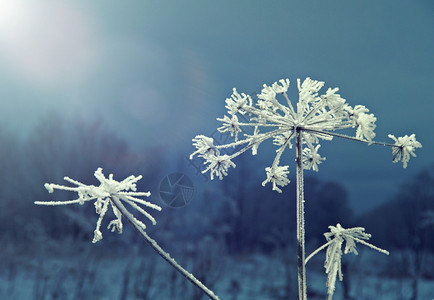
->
[305,240,334,264]
[110,196,220,300]
[303,128,396,148]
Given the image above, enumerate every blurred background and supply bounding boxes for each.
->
[0,1,433,299]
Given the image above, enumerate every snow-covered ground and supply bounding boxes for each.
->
[1,243,433,300]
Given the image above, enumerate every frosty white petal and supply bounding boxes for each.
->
[217,115,242,141]
[302,145,325,172]
[190,135,217,159]
[324,235,343,299]
[225,88,251,115]
[44,183,54,193]
[271,78,290,94]
[92,229,103,243]
[388,134,422,168]
[262,165,290,193]
[257,97,278,112]
[355,112,376,142]
[202,154,236,180]
[107,205,123,233]
[108,219,123,233]
[298,77,325,105]
[258,84,277,102]
[349,104,369,116]
[322,87,346,110]
[345,105,377,142]
[273,131,294,149]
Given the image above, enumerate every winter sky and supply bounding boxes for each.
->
[0,0,432,213]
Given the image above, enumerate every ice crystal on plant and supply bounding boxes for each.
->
[190,135,216,159]
[302,144,325,172]
[347,105,377,142]
[191,78,376,190]
[261,165,290,193]
[191,77,422,191]
[225,88,252,115]
[35,168,161,243]
[217,114,242,141]
[190,76,422,300]
[388,133,422,168]
[202,154,236,180]
[322,224,389,300]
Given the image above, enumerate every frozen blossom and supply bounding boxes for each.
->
[35,168,161,243]
[302,144,325,172]
[322,224,389,300]
[271,78,290,94]
[190,135,217,159]
[202,154,236,180]
[388,134,422,168]
[190,75,422,300]
[192,77,421,191]
[261,165,290,193]
[225,88,252,115]
[217,114,242,141]
[346,105,376,142]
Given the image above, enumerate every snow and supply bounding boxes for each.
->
[1,247,433,300]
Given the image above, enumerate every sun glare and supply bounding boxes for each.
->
[0,0,100,89]
[0,1,30,34]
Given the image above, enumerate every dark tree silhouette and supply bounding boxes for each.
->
[12,113,154,244]
[361,164,434,300]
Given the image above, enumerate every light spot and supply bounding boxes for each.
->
[0,0,101,89]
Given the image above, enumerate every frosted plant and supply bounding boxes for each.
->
[190,77,422,300]
[37,168,160,243]
[388,134,422,168]
[35,168,219,300]
[305,224,389,300]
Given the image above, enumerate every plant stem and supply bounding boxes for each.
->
[305,240,333,264]
[111,196,220,300]
[296,129,307,300]
[303,128,397,148]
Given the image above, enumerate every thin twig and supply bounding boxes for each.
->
[305,240,334,264]
[110,196,220,300]
[303,128,397,148]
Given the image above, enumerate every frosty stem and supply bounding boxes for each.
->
[296,128,307,300]
[304,128,397,148]
[305,240,333,264]
[110,196,220,300]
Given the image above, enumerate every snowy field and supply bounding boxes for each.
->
[1,243,433,300]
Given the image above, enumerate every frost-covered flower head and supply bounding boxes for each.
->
[36,168,161,243]
[388,134,422,168]
[320,224,389,300]
[191,77,422,192]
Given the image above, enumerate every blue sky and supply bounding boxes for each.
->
[0,0,432,213]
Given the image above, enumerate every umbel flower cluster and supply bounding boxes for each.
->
[190,78,422,192]
[36,168,220,300]
[306,224,389,300]
[35,168,161,243]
